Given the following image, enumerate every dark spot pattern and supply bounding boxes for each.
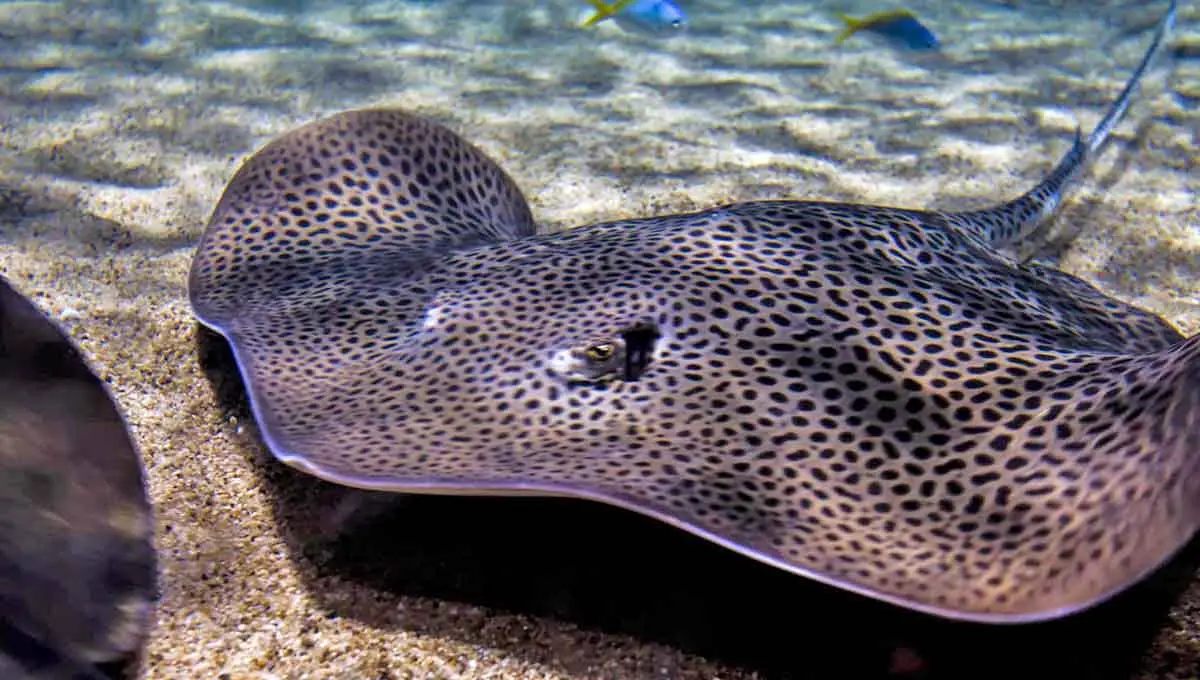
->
[188,6,1200,624]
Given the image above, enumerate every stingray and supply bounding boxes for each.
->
[188,0,1198,623]
[0,276,157,679]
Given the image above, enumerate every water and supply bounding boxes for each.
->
[0,1,1197,678]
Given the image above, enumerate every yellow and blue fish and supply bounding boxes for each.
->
[580,0,687,35]
[834,9,940,50]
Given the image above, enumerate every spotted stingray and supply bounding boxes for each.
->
[0,275,156,679]
[189,0,1198,623]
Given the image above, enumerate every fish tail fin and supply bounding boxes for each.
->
[581,0,637,27]
[581,0,616,27]
[833,13,862,45]
[939,0,1176,248]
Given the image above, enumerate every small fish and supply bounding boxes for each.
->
[834,9,940,51]
[580,0,687,35]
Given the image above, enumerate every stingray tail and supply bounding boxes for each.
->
[941,0,1177,248]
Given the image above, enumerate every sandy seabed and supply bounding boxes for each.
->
[1,0,1198,678]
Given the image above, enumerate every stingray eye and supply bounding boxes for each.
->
[585,343,616,362]
[550,325,659,386]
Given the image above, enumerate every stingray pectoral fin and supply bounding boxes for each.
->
[922,333,1200,622]
[187,109,538,331]
[1025,333,1200,619]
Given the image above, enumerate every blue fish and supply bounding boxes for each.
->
[834,9,940,51]
[581,0,687,35]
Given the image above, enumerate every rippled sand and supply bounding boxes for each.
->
[1,0,1197,678]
